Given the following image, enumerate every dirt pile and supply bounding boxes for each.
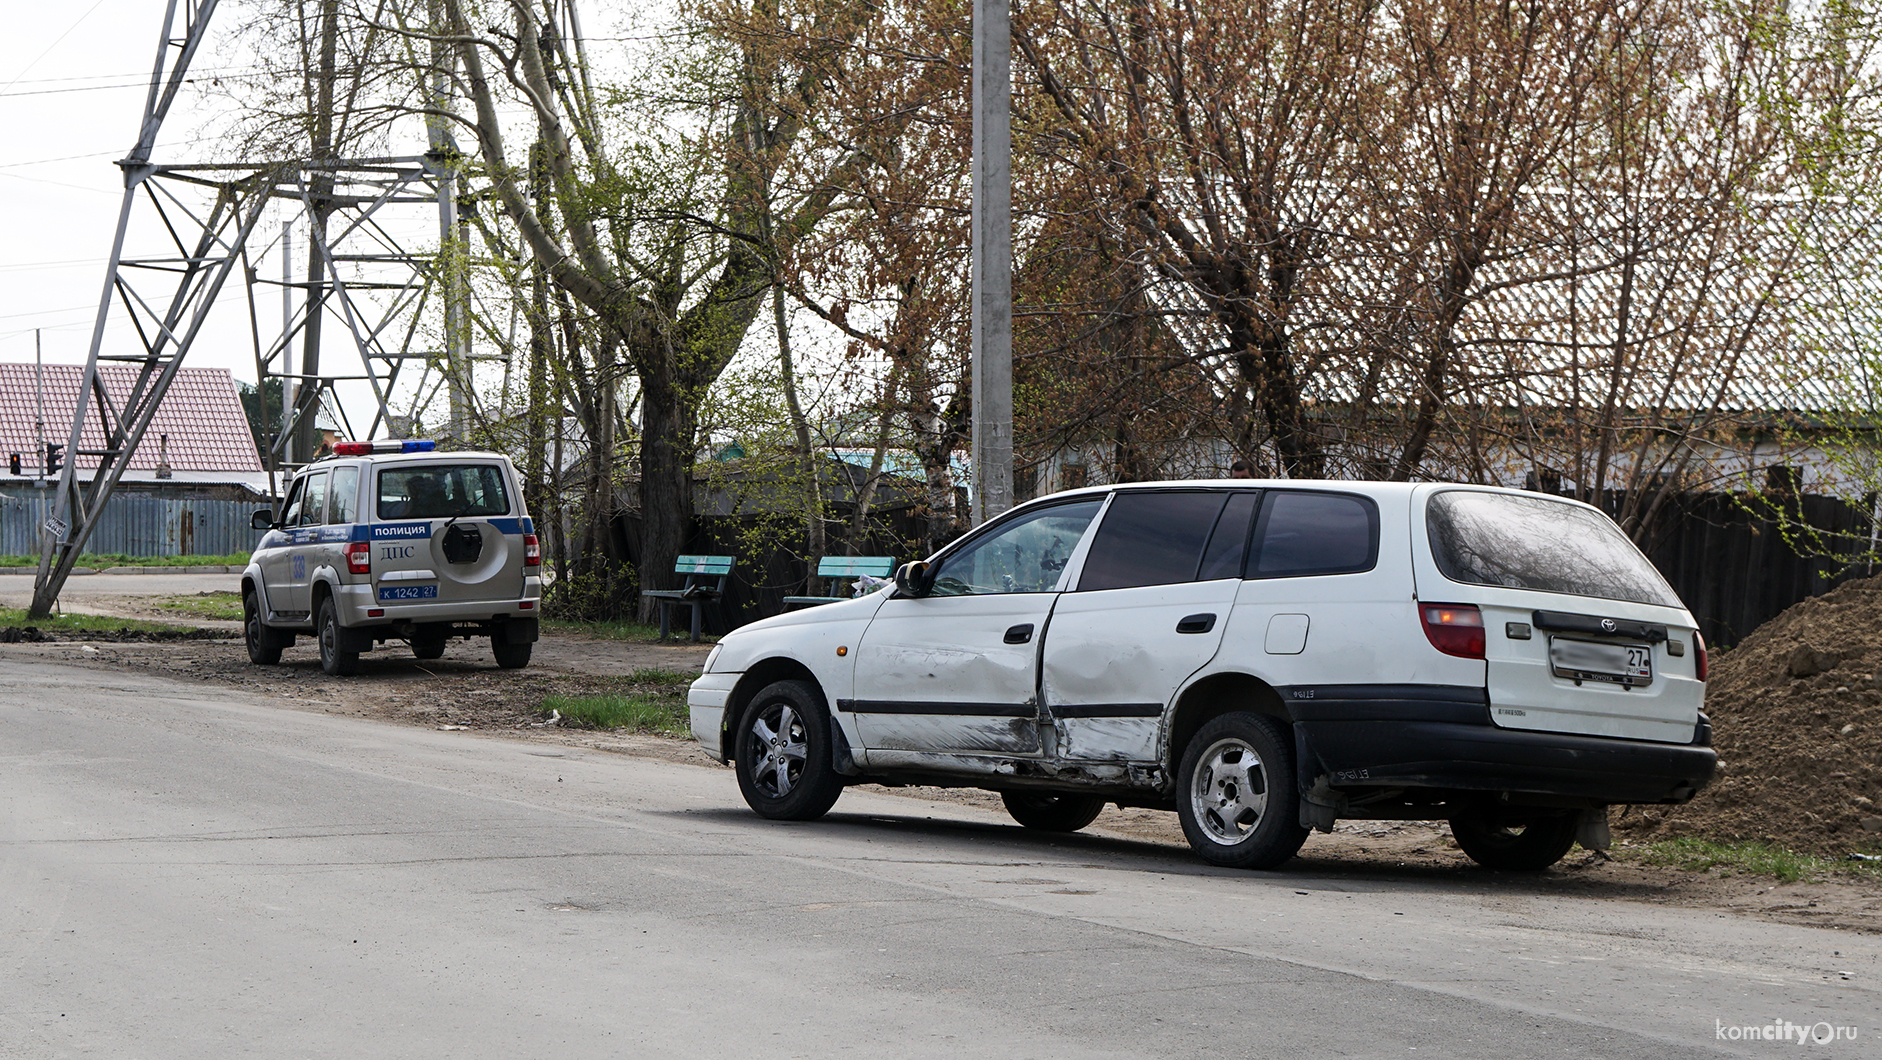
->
[1616,575,1882,855]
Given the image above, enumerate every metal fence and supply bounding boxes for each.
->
[0,486,265,558]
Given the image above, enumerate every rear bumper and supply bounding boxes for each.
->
[1286,685,1716,805]
[334,581,539,627]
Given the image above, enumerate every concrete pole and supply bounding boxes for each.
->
[971,0,1014,525]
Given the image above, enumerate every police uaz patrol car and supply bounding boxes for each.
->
[243,440,542,675]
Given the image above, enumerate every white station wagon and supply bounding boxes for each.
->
[689,481,1716,871]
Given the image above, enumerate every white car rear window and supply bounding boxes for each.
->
[1426,490,1680,608]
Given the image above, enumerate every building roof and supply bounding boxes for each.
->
[0,364,262,474]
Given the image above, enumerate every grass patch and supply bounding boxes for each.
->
[541,668,693,734]
[1619,837,1882,883]
[0,607,191,633]
[151,591,243,621]
[541,617,715,644]
[0,552,249,568]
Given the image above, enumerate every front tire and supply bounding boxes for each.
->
[1001,791,1106,832]
[734,680,843,821]
[317,598,361,676]
[1449,810,1578,871]
[243,589,285,665]
[1176,712,1309,870]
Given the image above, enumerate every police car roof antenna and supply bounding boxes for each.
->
[29,1,486,619]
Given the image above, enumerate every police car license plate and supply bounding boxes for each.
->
[377,584,438,602]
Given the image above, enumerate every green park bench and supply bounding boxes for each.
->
[641,554,734,642]
[781,555,897,610]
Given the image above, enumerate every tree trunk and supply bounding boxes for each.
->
[637,372,695,621]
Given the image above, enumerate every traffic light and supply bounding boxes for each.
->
[7,453,18,475]
[44,443,62,474]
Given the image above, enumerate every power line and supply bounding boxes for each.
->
[0,71,278,99]
[0,0,110,95]
[1,66,265,87]
[0,135,221,170]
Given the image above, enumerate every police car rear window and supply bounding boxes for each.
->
[377,465,510,520]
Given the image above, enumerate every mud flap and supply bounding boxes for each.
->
[829,716,862,777]
[495,616,539,643]
[1294,723,1341,832]
[333,622,376,653]
[1574,806,1612,851]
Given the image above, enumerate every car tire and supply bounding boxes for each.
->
[491,638,531,669]
[1001,791,1106,832]
[317,598,361,676]
[243,588,285,665]
[411,626,448,660]
[1448,810,1578,871]
[1176,712,1310,870]
[734,680,843,822]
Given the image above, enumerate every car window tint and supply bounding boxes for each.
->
[279,477,307,526]
[1077,491,1228,591]
[328,466,359,524]
[1197,491,1258,581]
[1251,491,1378,577]
[377,464,511,520]
[930,499,1103,596]
[297,472,329,528]
[1426,489,1680,607]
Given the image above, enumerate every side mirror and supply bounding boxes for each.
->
[251,509,280,531]
[893,560,935,599]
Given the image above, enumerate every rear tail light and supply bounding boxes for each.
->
[523,533,541,567]
[1695,631,1708,682]
[345,541,371,575]
[1421,603,1485,659]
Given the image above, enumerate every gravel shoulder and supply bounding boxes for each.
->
[8,592,1880,935]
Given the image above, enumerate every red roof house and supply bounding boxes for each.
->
[0,363,263,483]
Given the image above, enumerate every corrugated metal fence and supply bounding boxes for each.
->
[0,487,265,557]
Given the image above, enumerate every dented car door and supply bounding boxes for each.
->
[848,498,1104,756]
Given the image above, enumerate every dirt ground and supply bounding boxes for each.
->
[6,595,1881,935]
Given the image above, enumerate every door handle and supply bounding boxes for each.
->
[1176,613,1216,634]
[1004,623,1034,644]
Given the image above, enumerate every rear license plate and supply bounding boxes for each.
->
[377,584,438,602]
[1549,637,1653,686]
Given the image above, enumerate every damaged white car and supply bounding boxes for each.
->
[689,482,1716,871]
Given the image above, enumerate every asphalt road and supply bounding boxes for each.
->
[0,571,242,611]
[1,657,1874,1059]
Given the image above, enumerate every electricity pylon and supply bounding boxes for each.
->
[29,0,481,618]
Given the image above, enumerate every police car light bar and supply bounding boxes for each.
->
[331,440,437,456]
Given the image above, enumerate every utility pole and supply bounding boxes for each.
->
[33,330,45,475]
[971,0,1014,525]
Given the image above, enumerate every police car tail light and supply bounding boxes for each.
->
[344,541,371,575]
[1420,603,1484,659]
[1694,631,1708,682]
[523,534,541,567]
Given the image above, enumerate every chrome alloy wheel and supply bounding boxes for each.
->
[745,701,808,799]
[1189,736,1270,845]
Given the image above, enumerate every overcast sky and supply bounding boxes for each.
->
[2,2,224,369]
[0,1,462,441]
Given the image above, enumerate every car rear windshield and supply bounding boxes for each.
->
[377,464,511,520]
[1426,490,1680,608]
